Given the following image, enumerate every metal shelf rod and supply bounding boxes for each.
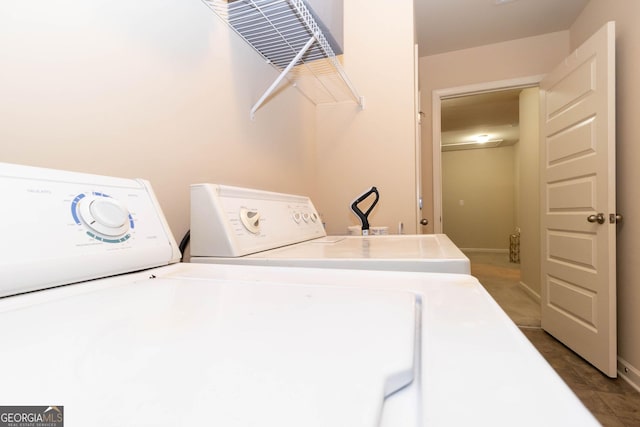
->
[250,35,316,119]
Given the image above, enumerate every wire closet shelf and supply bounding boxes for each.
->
[201,0,364,118]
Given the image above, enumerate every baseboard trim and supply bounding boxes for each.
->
[618,357,640,393]
[516,283,639,393]
[519,281,540,303]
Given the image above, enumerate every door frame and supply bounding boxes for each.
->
[414,44,423,233]
[430,75,544,233]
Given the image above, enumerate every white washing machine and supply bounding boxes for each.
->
[0,163,597,426]
[190,183,470,273]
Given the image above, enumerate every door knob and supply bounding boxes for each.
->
[420,218,429,225]
[610,213,623,224]
[587,213,605,224]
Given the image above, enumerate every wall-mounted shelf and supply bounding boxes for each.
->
[201,0,364,118]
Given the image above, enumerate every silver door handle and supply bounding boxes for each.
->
[587,213,605,224]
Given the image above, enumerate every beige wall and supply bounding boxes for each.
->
[570,0,640,387]
[442,146,516,250]
[1,1,418,240]
[517,87,541,297]
[419,31,571,234]
[0,0,316,244]
[314,0,417,235]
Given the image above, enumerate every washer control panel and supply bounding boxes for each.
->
[0,162,180,297]
[191,184,326,257]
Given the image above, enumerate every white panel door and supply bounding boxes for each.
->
[540,22,617,377]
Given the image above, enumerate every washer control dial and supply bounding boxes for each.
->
[239,208,261,234]
[79,196,130,237]
[292,211,302,224]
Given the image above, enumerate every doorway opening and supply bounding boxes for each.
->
[429,76,542,304]
[430,75,542,233]
[440,88,521,253]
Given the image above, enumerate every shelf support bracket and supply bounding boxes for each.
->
[250,35,316,120]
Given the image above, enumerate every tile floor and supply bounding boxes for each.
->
[466,251,640,427]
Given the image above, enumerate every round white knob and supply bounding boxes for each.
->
[79,196,130,237]
[91,198,128,229]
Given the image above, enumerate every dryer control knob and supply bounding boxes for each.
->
[239,208,261,234]
[79,196,130,237]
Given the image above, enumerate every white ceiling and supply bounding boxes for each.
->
[307,0,589,58]
[415,0,589,57]
[441,89,522,151]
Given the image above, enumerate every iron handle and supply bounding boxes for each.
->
[587,213,606,224]
[350,187,379,233]
[420,218,429,226]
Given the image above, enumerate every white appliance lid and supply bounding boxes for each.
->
[166,263,600,427]
[252,234,466,259]
[0,276,418,427]
[192,234,471,274]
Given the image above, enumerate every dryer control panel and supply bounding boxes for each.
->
[190,184,326,257]
[0,162,180,297]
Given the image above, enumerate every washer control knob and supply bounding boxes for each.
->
[302,212,310,223]
[79,196,130,237]
[240,208,261,234]
[292,211,302,223]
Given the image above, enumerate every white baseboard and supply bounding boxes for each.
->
[519,281,540,303]
[517,282,639,393]
[618,357,640,393]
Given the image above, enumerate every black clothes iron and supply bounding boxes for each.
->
[350,187,379,236]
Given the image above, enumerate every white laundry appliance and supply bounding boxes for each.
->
[0,163,598,426]
[190,183,470,273]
